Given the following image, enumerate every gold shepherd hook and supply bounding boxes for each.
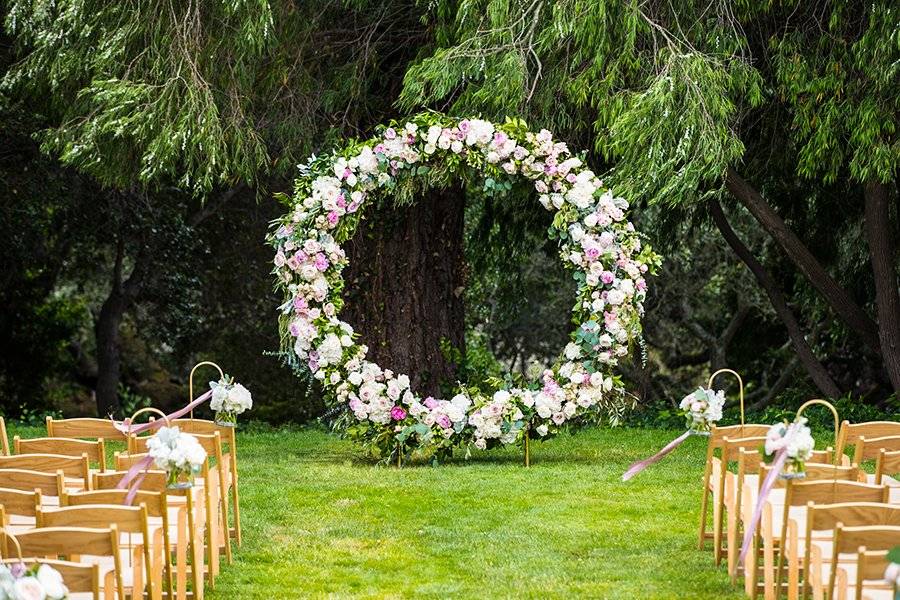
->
[708,368,745,428]
[795,399,840,466]
[189,361,224,421]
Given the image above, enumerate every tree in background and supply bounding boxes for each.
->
[1,0,433,414]
[400,0,899,401]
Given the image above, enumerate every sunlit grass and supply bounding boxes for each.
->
[200,426,742,599]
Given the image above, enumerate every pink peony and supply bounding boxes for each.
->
[384,128,397,140]
[390,406,407,421]
[327,211,339,225]
[436,414,452,429]
[314,253,330,271]
[424,397,439,409]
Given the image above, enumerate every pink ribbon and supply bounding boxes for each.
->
[112,389,213,503]
[737,422,799,571]
[622,430,692,481]
[111,390,213,435]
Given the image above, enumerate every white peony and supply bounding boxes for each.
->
[316,334,343,366]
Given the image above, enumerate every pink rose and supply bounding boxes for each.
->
[327,211,339,225]
[384,127,397,140]
[436,415,451,429]
[424,397,439,409]
[314,253,330,271]
[293,296,308,311]
[601,271,615,284]
[390,406,407,421]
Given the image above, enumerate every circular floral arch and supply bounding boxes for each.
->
[270,113,657,461]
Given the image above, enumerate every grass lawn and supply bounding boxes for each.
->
[201,426,743,599]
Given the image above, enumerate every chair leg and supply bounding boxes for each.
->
[230,474,242,547]
[699,471,712,549]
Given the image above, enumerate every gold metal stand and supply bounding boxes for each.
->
[708,368,745,428]
[795,399,840,465]
[524,431,530,468]
[189,361,224,420]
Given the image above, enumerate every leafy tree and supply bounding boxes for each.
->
[2,0,432,413]
[401,0,900,399]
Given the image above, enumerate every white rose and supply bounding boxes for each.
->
[13,576,45,600]
[536,424,549,437]
[564,342,581,360]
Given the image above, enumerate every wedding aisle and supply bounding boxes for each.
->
[201,427,742,599]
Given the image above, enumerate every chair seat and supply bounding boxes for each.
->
[835,566,895,600]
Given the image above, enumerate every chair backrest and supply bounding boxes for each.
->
[709,424,770,449]
[1,526,123,599]
[837,420,900,457]
[0,453,90,482]
[875,449,900,484]
[92,469,168,492]
[853,435,900,465]
[833,524,900,554]
[807,502,900,533]
[14,436,107,471]
[854,548,892,599]
[38,503,149,535]
[45,416,126,441]
[0,468,65,496]
[0,558,100,598]
[0,417,8,455]
[758,462,862,492]
[63,488,168,518]
[128,429,222,460]
[788,480,888,506]
[0,486,42,520]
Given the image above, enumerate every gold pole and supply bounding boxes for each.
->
[188,361,225,421]
[396,443,402,468]
[524,430,530,468]
[795,399,840,466]
[708,368,745,428]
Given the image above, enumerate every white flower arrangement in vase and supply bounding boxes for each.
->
[763,418,814,479]
[209,375,253,427]
[146,426,207,489]
[0,562,68,600]
[678,387,725,435]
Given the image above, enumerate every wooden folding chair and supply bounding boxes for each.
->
[0,487,42,534]
[834,548,894,600]
[173,418,243,546]
[0,417,9,455]
[38,503,156,600]
[1,557,102,600]
[822,525,900,600]
[750,478,885,600]
[63,488,177,600]
[129,431,232,575]
[14,436,108,471]
[773,469,872,598]
[0,453,91,490]
[698,423,771,551]
[710,435,768,565]
[853,435,900,476]
[728,448,835,581]
[796,503,900,600]
[45,416,127,442]
[874,449,900,484]
[1,525,125,600]
[837,421,900,461]
[94,470,204,600]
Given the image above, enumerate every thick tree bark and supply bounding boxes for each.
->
[94,235,146,417]
[863,180,900,395]
[343,186,466,398]
[725,168,882,355]
[708,199,842,398]
[94,289,127,417]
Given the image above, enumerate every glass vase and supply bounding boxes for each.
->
[166,468,194,489]
[779,459,806,480]
[214,410,238,428]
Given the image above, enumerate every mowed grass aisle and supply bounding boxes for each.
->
[211,427,744,599]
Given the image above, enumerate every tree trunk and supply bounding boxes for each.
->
[863,180,900,395]
[725,168,882,355]
[708,199,842,398]
[94,290,127,417]
[343,186,466,398]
